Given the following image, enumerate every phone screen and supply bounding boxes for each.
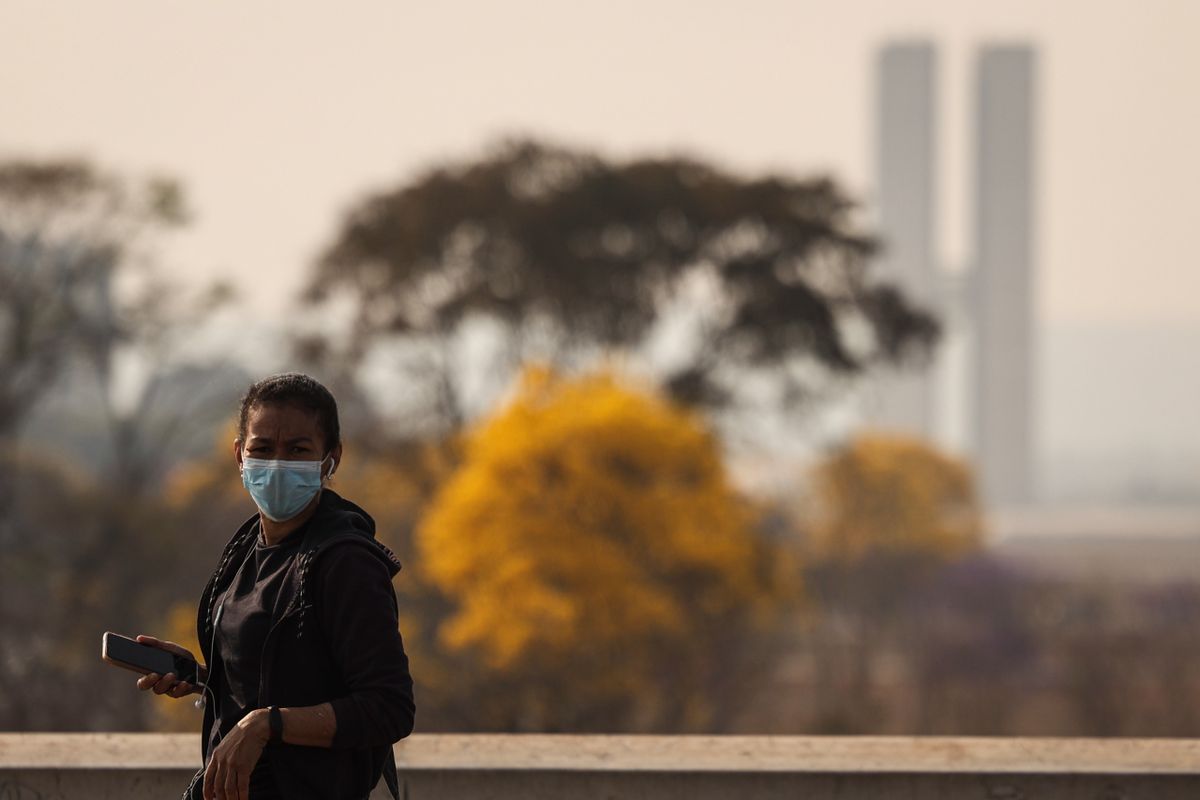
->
[103,633,195,681]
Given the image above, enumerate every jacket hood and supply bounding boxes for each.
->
[306,488,402,577]
[282,488,402,640]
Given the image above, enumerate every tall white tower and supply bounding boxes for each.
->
[871,40,1038,508]
[870,42,940,437]
[972,45,1037,506]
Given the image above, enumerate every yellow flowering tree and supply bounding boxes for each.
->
[418,363,796,731]
[807,431,981,563]
[799,431,983,733]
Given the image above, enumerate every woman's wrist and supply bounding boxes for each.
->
[237,708,272,743]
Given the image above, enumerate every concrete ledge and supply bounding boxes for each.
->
[2,733,1199,799]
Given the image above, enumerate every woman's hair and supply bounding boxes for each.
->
[236,373,341,452]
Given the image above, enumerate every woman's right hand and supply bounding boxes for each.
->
[133,635,204,698]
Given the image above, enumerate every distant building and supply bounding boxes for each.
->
[871,41,1037,508]
[972,45,1037,507]
[871,42,939,439]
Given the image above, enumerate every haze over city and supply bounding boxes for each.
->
[3,0,1199,502]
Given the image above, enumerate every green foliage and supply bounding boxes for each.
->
[303,138,939,424]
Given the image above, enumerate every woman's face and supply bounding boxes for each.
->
[234,402,339,470]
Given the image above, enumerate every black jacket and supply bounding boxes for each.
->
[189,489,415,799]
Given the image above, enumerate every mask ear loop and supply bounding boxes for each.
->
[321,452,336,481]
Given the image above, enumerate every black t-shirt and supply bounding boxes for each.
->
[214,521,307,797]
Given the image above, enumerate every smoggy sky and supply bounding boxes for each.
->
[3,0,1198,326]
[4,0,1200,498]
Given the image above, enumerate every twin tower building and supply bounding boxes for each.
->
[871,42,1037,509]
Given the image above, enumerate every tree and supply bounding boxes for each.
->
[0,159,239,731]
[796,432,982,733]
[0,159,187,441]
[800,431,982,632]
[301,138,938,433]
[0,159,226,540]
[806,431,981,563]
[416,363,796,731]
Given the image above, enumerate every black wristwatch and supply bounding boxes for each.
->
[268,705,283,743]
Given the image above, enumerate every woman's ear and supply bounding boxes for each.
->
[326,443,343,480]
[233,439,244,471]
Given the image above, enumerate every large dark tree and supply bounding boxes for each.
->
[303,138,938,430]
[0,161,174,439]
[0,159,237,730]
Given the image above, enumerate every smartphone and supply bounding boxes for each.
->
[101,631,200,684]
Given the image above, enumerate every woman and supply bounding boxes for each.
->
[135,373,416,800]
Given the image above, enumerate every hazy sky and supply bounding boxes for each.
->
[3,0,1200,483]
[4,0,1198,323]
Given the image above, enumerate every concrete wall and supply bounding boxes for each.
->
[2,733,1199,799]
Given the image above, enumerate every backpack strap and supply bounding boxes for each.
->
[382,746,402,800]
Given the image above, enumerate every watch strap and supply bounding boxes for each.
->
[268,705,283,743]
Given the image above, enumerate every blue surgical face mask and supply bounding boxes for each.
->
[240,454,334,522]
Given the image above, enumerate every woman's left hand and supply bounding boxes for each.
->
[203,708,269,800]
